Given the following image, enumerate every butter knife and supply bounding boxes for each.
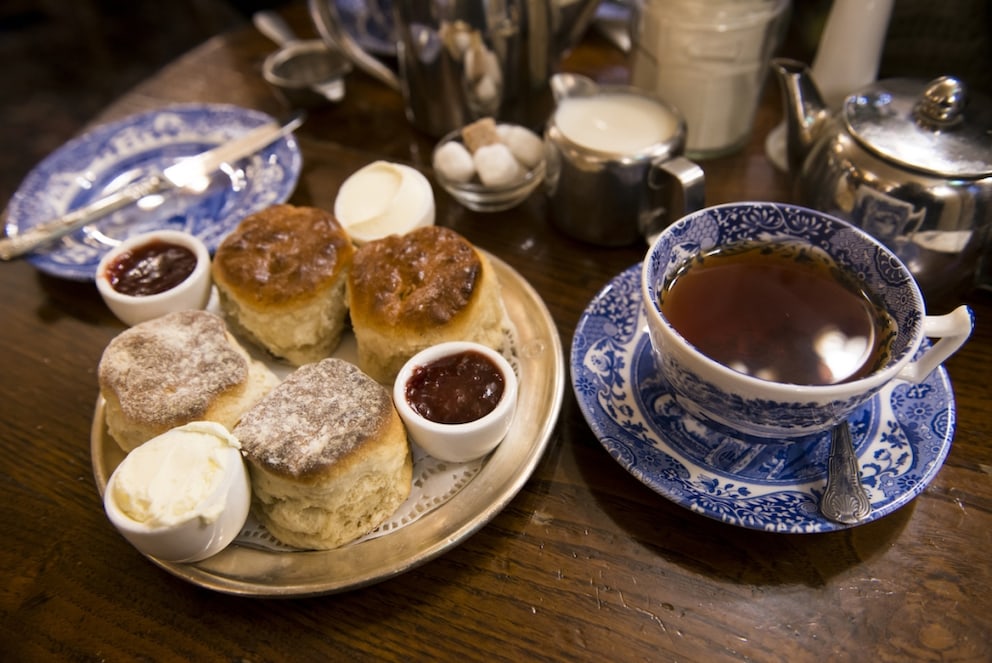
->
[0,112,305,261]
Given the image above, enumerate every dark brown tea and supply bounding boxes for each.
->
[660,242,895,386]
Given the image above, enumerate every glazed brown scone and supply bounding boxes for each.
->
[211,204,355,366]
[347,225,504,383]
[98,310,279,453]
[234,358,412,550]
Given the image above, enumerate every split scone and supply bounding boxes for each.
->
[234,358,412,550]
[97,310,279,452]
[347,225,504,383]
[211,204,355,366]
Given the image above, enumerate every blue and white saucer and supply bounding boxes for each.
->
[571,263,956,532]
[5,103,301,281]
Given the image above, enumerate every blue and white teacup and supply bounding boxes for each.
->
[641,202,974,440]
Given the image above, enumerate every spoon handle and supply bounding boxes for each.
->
[253,10,297,47]
[821,421,872,524]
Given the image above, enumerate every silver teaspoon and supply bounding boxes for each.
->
[820,421,872,524]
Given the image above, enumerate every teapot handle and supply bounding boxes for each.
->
[308,0,400,91]
[896,305,974,383]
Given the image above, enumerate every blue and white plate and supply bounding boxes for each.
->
[335,0,396,56]
[5,104,301,281]
[571,263,956,533]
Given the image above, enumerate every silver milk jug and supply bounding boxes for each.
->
[543,74,705,246]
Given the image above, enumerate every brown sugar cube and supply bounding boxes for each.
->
[461,117,500,153]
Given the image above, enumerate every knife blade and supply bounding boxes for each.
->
[0,112,305,261]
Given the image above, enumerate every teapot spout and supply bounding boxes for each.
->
[771,58,832,174]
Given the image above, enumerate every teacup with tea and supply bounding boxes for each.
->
[641,202,974,439]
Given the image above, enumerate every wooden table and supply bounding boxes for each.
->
[2,6,990,661]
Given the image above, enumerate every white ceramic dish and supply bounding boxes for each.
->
[95,230,212,326]
[103,422,251,563]
[91,254,563,596]
[394,341,518,463]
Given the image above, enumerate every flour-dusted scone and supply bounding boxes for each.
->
[97,310,279,452]
[211,204,355,366]
[234,358,412,550]
[347,225,504,383]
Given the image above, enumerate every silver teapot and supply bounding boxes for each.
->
[772,58,992,308]
[309,0,603,137]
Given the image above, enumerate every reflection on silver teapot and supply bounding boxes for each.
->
[772,58,992,309]
[309,0,603,137]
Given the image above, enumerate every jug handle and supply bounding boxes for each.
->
[644,156,705,244]
[896,305,974,383]
[308,0,400,92]
[550,73,600,102]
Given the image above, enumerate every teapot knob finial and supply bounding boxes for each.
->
[915,76,967,126]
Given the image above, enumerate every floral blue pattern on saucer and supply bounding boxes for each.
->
[571,263,956,532]
[5,104,301,281]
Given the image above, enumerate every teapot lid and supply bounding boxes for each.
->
[844,76,992,178]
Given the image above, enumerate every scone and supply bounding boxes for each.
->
[234,358,412,550]
[98,310,280,452]
[347,225,504,383]
[211,204,355,366]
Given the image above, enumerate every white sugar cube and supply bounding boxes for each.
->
[496,124,544,169]
[473,143,522,187]
[433,140,476,183]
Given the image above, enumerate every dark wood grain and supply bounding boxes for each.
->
[1,5,990,661]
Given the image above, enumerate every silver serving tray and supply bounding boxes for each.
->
[91,255,564,596]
